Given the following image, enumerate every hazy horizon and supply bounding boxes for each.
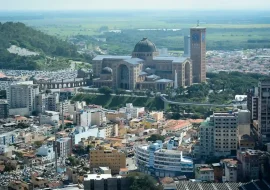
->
[1,0,270,11]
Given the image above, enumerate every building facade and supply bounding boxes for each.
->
[135,141,194,177]
[119,103,145,118]
[237,149,270,181]
[221,159,239,182]
[195,164,214,182]
[92,37,195,91]
[8,82,39,116]
[258,80,270,143]
[184,35,191,57]
[199,112,238,158]
[0,100,9,119]
[56,137,72,158]
[0,131,17,145]
[190,26,206,83]
[247,87,259,121]
[89,148,126,174]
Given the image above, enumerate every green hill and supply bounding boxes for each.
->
[0,22,82,70]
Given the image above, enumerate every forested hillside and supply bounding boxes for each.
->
[0,22,80,70]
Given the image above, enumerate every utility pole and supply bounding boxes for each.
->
[55,124,58,174]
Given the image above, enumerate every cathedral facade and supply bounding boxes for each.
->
[92,37,193,91]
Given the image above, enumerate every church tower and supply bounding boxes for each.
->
[190,22,206,83]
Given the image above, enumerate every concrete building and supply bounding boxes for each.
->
[74,110,92,127]
[91,109,106,126]
[8,81,39,116]
[84,174,130,190]
[184,35,191,57]
[190,26,206,83]
[237,149,270,181]
[89,148,126,174]
[239,134,255,151]
[119,103,145,118]
[0,100,9,119]
[247,87,259,120]
[0,131,17,145]
[199,117,215,158]
[135,141,194,177]
[221,159,239,182]
[258,80,270,143]
[39,111,60,126]
[238,110,251,137]
[195,164,214,182]
[56,137,72,158]
[92,37,194,91]
[199,112,238,158]
[100,124,119,138]
[211,163,223,182]
[57,100,70,115]
[71,126,105,145]
[36,144,55,163]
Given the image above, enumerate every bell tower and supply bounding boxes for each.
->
[190,21,206,83]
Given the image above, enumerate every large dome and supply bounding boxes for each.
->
[101,67,113,74]
[133,38,157,53]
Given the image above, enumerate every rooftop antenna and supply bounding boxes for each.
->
[197,20,200,27]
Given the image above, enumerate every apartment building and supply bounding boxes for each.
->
[199,112,238,158]
[0,131,17,145]
[56,137,72,158]
[247,87,259,121]
[119,103,145,118]
[89,147,126,174]
[195,164,214,182]
[199,117,215,158]
[221,159,239,182]
[237,149,270,181]
[8,81,39,116]
[0,100,9,119]
[258,80,270,143]
[135,141,194,177]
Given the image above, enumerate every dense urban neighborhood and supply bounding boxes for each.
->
[1,8,270,190]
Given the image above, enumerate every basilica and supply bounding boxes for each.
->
[92,37,193,91]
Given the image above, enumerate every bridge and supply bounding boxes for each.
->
[160,96,235,111]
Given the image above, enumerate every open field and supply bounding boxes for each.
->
[1,10,270,52]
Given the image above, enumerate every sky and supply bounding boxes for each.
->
[1,0,270,11]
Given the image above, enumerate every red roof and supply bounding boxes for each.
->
[0,72,6,78]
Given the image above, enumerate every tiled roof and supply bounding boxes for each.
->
[176,181,270,190]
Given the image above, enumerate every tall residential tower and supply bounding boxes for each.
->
[190,25,206,83]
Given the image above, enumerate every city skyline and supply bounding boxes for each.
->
[1,0,270,11]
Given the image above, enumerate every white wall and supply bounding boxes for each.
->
[9,108,30,116]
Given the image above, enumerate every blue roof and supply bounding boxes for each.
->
[153,56,188,63]
[93,55,131,61]
[139,71,148,76]
[155,79,173,83]
[123,58,144,65]
[147,74,160,79]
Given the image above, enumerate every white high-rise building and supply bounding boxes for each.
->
[8,81,39,116]
[199,112,238,158]
[74,110,91,127]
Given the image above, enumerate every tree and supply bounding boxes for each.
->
[17,123,30,129]
[68,156,80,166]
[128,172,162,190]
[34,141,43,148]
[98,86,113,95]
[147,134,165,142]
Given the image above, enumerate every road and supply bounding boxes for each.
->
[161,96,235,108]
